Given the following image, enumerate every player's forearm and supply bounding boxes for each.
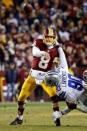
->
[58,47,68,70]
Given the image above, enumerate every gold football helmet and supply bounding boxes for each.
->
[43,27,57,46]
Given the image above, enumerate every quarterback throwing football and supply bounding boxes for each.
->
[10,26,63,126]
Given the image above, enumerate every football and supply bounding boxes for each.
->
[24,3,33,14]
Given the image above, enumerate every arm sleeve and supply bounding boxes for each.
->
[32,46,46,57]
[58,47,68,70]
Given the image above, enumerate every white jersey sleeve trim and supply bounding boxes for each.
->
[32,46,46,57]
[58,47,68,70]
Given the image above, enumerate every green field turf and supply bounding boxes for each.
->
[0,102,87,131]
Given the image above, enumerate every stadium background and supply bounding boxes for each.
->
[0,0,87,102]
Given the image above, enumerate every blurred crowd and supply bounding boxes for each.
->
[0,0,87,101]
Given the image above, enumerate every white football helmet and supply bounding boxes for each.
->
[44,71,59,87]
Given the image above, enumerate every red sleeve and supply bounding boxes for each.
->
[34,39,47,51]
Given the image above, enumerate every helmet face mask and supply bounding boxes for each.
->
[43,28,57,46]
[44,74,59,87]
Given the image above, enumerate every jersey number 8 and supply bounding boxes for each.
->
[39,53,50,69]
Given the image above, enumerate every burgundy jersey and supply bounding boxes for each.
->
[31,39,59,72]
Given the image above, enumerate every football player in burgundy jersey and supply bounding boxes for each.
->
[10,25,62,126]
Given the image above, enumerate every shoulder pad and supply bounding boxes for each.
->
[36,39,43,44]
[35,39,47,49]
